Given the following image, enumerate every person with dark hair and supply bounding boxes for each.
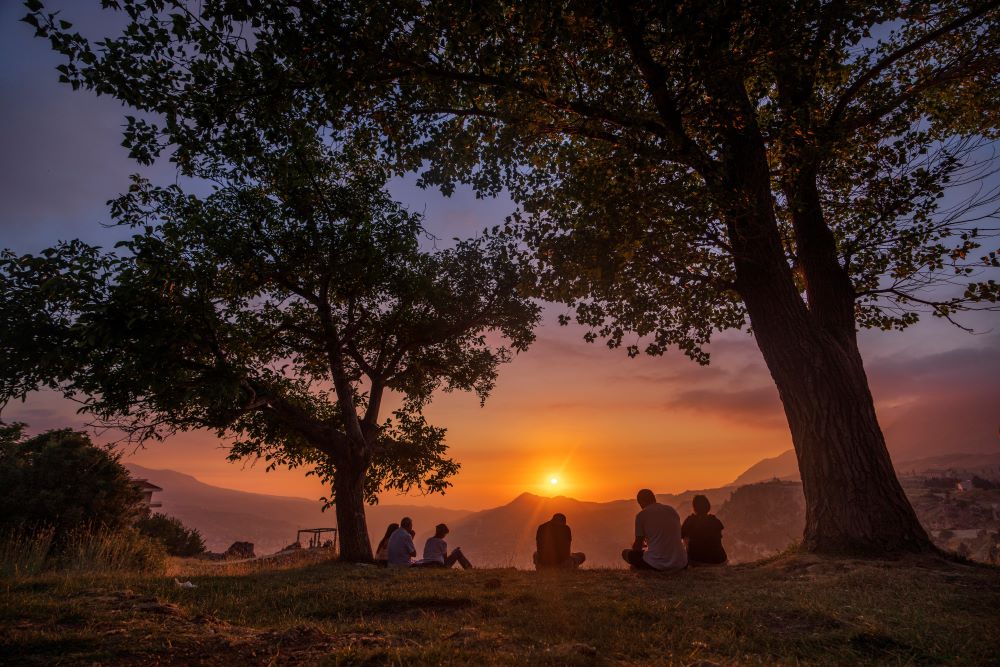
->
[534,513,587,569]
[681,495,727,565]
[374,522,399,566]
[621,489,687,572]
[387,517,417,568]
[413,523,474,569]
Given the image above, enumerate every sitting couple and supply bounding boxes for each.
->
[376,517,473,569]
[622,489,727,571]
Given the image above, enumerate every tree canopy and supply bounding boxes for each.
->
[23,1,999,358]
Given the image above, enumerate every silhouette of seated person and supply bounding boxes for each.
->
[387,516,417,567]
[681,494,727,566]
[412,523,473,569]
[621,488,688,572]
[374,522,398,567]
[533,513,586,569]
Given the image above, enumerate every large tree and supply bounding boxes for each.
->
[0,142,539,561]
[23,1,1000,554]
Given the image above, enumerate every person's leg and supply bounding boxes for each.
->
[622,549,655,570]
[448,547,473,570]
[571,552,586,568]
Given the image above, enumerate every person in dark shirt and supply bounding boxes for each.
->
[533,513,586,569]
[681,495,727,565]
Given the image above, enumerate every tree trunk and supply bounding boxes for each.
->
[332,459,373,562]
[714,121,933,555]
[751,310,932,554]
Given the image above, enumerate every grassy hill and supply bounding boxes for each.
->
[3,552,998,665]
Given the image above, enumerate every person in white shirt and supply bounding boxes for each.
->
[413,524,473,569]
[387,517,417,568]
[621,488,688,572]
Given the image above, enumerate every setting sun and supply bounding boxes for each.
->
[549,477,559,485]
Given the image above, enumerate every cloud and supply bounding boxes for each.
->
[664,385,785,426]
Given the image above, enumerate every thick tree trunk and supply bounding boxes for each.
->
[750,310,932,554]
[713,119,933,555]
[332,459,373,562]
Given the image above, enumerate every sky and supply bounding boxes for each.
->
[1,3,998,510]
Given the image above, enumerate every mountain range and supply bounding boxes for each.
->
[128,449,1000,566]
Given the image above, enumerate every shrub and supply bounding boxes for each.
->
[137,513,206,557]
[0,425,145,538]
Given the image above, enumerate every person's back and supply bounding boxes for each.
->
[421,536,449,564]
[682,495,727,565]
[535,518,571,567]
[387,520,416,568]
[635,500,687,571]
[681,514,727,564]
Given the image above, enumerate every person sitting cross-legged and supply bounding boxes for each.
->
[621,488,688,572]
[682,494,728,566]
[387,517,417,568]
[413,523,473,569]
[533,513,586,569]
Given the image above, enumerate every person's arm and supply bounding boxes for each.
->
[681,516,691,545]
[405,533,416,558]
[633,514,645,551]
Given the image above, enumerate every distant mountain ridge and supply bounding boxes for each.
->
[730,449,1000,486]
[129,450,1000,564]
[126,464,471,555]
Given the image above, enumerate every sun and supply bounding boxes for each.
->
[549,477,559,486]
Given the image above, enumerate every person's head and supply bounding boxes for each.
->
[377,522,399,550]
[551,513,567,525]
[692,494,711,515]
[400,517,413,531]
[434,523,449,538]
[636,489,656,508]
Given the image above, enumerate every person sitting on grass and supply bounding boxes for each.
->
[533,513,586,569]
[621,488,687,572]
[374,522,398,567]
[387,517,417,568]
[413,523,473,569]
[681,495,728,566]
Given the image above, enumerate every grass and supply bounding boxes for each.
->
[2,552,999,665]
[0,527,166,579]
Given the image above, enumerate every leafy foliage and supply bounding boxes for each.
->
[22,1,998,355]
[0,427,145,536]
[136,513,206,557]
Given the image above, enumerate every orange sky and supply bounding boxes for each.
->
[10,311,998,511]
[123,321,794,509]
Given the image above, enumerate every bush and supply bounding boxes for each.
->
[0,425,145,538]
[59,526,166,575]
[137,513,206,557]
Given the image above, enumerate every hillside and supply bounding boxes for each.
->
[4,554,999,665]
[126,464,471,555]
